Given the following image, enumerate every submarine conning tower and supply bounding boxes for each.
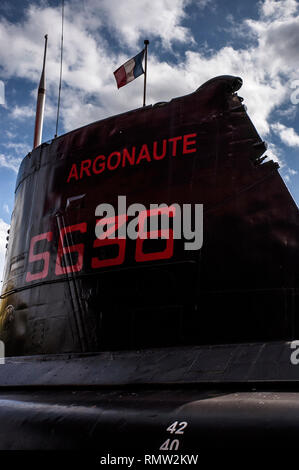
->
[0,75,298,358]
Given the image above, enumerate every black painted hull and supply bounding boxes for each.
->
[0,75,298,453]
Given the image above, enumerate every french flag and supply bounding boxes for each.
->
[114,50,145,89]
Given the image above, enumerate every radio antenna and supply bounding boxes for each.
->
[55,0,64,138]
[33,34,48,149]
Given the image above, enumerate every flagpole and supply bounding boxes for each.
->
[143,39,149,107]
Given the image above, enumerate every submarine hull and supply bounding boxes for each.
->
[0,76,298,454]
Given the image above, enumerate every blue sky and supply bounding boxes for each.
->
[0,0,299,279]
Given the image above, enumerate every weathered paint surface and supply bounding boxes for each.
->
[1,389,299,451]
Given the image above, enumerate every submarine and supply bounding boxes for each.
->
[0,72,298,458]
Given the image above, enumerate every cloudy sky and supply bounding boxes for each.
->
[0,0,299,281]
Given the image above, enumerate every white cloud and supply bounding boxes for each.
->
[284,166,298,182]
[181,46,286,137]
[0,218,9,283]
[4,142,31,155]
[86,0,197,49]
[5,131,16,139]
[0,153,22,173]
[272,122,299,147]
[264,142,284,166]
[3,204,9,214]
[10,105,35,119]
[276,105,297,120]
[0,0,298,173]
[260,0,298,19]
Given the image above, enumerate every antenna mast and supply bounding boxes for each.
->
[55,0,64,138]
[33,34,48,149]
